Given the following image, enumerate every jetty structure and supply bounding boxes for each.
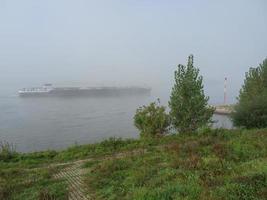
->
[214,105,233,115]
[18,84,151,97]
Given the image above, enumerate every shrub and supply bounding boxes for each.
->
[232,58,267,128]
[233,93,267,128]
[134,100,170,138]
[0,141,17,161]
[169,55,214,133]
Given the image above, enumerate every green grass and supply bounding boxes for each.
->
[1,128,267,199]
[0,137,142,169]
[0,166,68,200]
[83,129,267,200]
[0,137,142,199]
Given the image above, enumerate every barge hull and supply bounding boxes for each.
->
[19,87,151,97]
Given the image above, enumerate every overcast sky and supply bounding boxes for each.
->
[0,0,266,104]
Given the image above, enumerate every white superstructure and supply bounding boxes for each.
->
[18,84,53,95]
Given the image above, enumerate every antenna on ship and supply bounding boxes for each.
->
[224,77,227,105]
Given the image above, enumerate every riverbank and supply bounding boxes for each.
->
[1,128,267,199]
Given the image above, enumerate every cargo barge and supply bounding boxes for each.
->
[18,84,151,97]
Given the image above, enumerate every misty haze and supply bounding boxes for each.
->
[1,0,265,152]
[0,1,267,200]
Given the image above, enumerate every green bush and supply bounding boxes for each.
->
[232,58,267,128]
[134,100,170,138]
[233,93,267,128]
[0,141,17,161]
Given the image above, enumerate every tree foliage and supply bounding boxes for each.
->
[232,58,267,128]
[169,55,214,133]
[134,100,170,138]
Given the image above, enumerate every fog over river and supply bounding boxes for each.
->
[1,0,265,152]
[0,90,232,152]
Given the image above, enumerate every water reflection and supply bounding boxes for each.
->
[212,114,233,129]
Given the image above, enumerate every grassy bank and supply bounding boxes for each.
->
[83,129,267,200]
[1,128,267,199]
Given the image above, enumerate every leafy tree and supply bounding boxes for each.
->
[169,55,214,133]
[232,58,267,128]
[134,99,170,138]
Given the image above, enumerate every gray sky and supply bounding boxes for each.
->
[0,0,266,104]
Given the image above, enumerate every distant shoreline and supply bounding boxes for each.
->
[213,105,234,115]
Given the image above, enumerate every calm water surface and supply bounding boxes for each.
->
[0,95,233,152]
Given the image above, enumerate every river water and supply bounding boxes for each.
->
[0,94,233,152]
